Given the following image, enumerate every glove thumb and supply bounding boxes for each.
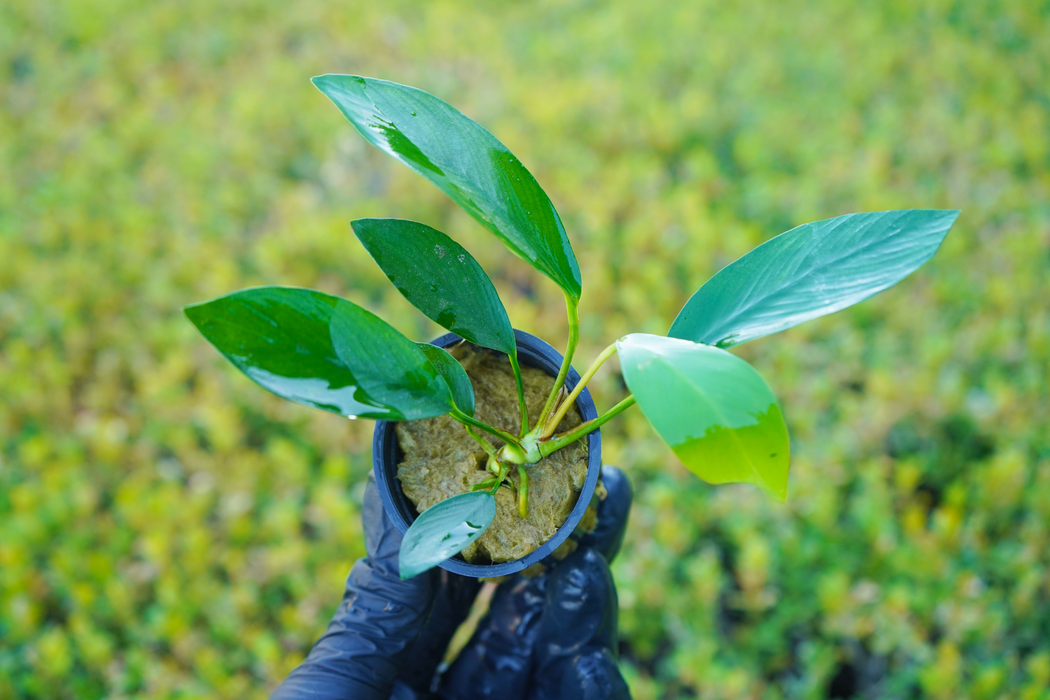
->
[528,548,630,700]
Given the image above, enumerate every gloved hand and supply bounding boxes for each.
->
[271,466,633,700]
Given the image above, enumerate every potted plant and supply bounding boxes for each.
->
[185,74,960,581]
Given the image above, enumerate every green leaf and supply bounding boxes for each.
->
[399,491,496,579]
[185,286,452,420]
[312,74,582,303]
[669,209,960,347]
[616,333,790,500]
[417,343,475,416]
[327,300,453,420]
[352,218,515,357]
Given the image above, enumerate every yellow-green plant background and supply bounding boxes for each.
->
[2,0,1049,698]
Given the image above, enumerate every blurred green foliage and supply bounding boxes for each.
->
[2,0,1049,697]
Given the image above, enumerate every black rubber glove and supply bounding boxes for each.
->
[271,478,480,700]
[272,466,632,700]
[437,465,632,700]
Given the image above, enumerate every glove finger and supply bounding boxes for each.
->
[273,478,437,700]
[362,473,411,577]
[363,473,482,695]
[439,468,631,699]
[437,574,547,700]
[527,648,630,700]
[398,569,482,695]
[534,548,618,664]
[527,548,629,699]
[578,465,632,563]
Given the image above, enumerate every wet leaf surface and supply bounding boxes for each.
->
[186,286,452,420]
[313,75,582,302]
[417,343,476,416]
[399,491,496,579]
[670,209,960,347]
[353,218,515,357]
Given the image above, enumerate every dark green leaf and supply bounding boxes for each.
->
[353,218,515,356]
[312,74,582,303]
[185,286,452,420]
[669,209,960,347]
[327,299,453,420]
[617,333,790,500]
[399,491,496,579]
[417,343,475,416]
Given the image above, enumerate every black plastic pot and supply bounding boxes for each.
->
[372,329,601,578]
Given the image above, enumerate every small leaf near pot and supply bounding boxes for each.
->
[398,491,497,580]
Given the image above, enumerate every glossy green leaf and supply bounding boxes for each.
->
[312,74,582,303]
[185,286,452,420]
[616,333,790,500]
[417,343,475,416]
[326,300,454,420]
[669,209,960,347]
[399,491,496,580]
[352,218,515,357]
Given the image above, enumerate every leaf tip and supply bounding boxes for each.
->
[182,301,206,328]
[397,549,423,580]
[349,218,384,237]
[309,74,335,92]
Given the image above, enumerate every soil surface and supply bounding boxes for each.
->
[395,343,589,564]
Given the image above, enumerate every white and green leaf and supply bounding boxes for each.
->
[399,491,496,579]
[617,333,790,500]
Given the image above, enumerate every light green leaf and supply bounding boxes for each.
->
[669,209,960,347]
[353,218,515,356]
[616,333,790,500]
[312,74,582,303]
[399,491,496,580]
[185,286,452,421]
[417,343,475,416]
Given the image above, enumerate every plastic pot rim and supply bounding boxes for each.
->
[371,329,602,578]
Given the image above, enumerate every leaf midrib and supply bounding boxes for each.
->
[706,211,926,342]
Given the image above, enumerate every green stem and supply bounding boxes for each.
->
[509,351,529,437]
[464,425,498,456]
[541,341,618,438]
[540,395,637,457]
[450,408,523,448]
[536,294,580,429]
[471,477,498,492]
[517,465,529,518]
[489,460,509,496]
[468,428,499,459]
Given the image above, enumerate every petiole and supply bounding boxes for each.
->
[517,465,529,518]
[509,351,529,437]
[540,395,637,458]
[450,407,524,448]
[465,425,498,456]
[489,460,509,496]
[535,295,579,430]
[471,478,498,492]
[541,341,618,438]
